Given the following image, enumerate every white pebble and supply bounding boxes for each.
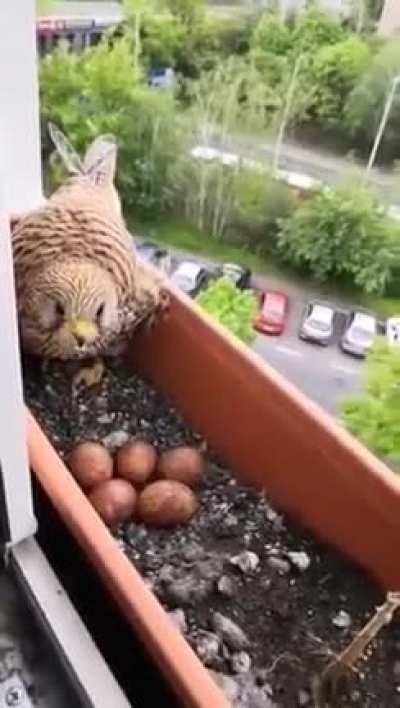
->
[230,551,260,574]
[287,551,311,572]
[332,610,352,628]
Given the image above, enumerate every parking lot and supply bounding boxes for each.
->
[252,297,363,416]
[136,240,374,416]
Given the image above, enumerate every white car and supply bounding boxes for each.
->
[341,311,377,358]
[299,301,335,345]
[387,316,400,347]
[170,261,209,296]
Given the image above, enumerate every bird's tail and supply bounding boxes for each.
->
[48,123,118,187]
[48,123,122,217]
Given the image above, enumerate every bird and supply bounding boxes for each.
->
[11,123,168,390]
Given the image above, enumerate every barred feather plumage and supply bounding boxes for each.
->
[11,129,166,362]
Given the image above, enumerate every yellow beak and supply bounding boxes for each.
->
[65,317,98,343]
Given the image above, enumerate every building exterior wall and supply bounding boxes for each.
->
[378,0,400,36]
[276,0,351,19]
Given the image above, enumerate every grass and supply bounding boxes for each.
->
[365,296,400,318]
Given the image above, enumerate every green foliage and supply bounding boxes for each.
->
[39,38,186,217]
[196,277,257,343]
[344,39,400,158]
[177,57,272,237]
[250,8,356,128]
[251,13,292,58]
[277,182,394,294]
[311,36,371,126]
[229,168,296,250]
[166,0,205,25]
[341,339,400,463]
[141,13,186,68]
[291,8,346,54]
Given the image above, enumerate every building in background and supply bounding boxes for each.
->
[36,1,122,54]
[378,0,400,36]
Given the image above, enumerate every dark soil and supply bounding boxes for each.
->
[24,357,400,708]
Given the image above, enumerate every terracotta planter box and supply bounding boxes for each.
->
[26,285,400,708]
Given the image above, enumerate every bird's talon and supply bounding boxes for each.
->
[72,359,105,392]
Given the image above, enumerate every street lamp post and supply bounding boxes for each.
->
[366,74,400,174]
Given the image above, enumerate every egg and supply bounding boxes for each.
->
[137,480,198,527]
[67,441,113,491]
[88,479,137,527]
[157,446,204,488]
[115,440,157,486]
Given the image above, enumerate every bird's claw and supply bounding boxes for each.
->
[72,358,105,393]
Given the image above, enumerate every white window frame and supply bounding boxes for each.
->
[0,0,42,546]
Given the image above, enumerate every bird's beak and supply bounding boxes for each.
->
[65,317,98,343]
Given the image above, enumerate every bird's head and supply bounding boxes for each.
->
[27,261,119,358]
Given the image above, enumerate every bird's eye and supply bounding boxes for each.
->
[96,304,105,321]
[55,302,64,317]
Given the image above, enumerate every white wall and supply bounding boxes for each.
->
[0,0,43,212]
[378,0,400,36]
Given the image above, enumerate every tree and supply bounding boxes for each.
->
[39,37,187,217]
[166,0,205,25]
[311,36,371,127]
[341,339,400,466]
[277,182,394,294]
[177,56,270,238]
[195,277,257,344]
[344,39,400,160]
[291,8,346,54]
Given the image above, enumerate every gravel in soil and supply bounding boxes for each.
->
[24,357,400,708]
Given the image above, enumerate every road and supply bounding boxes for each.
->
[210,133,400,208]
[164,248,364,417]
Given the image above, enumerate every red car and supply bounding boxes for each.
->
[254,290,289,336]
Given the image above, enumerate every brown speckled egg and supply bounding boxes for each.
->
[137,480,198,528]
[67,441,113,491]
[157,447,204,488]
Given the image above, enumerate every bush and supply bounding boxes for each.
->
[196,277,257,343]
[341,339,400,463]
[229,168,296,251]
[277,182,394,294]
[39,38,187,217]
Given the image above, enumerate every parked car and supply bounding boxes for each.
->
[387,316,400,347]
[299,301,335,346]
[254,290,289,336]
[136,240,171,272]
[340,311,377,358]
[149,66,175,89]
[220,263,251,290]
[170,260,210,297]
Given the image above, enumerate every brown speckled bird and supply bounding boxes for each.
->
[11,124,168,389]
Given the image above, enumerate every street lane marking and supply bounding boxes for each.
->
[330,363,359,376]
[275,344,303,357]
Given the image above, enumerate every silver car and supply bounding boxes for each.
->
[299,301,335,346]
[341,311,377,358]
[170,261,209,297]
